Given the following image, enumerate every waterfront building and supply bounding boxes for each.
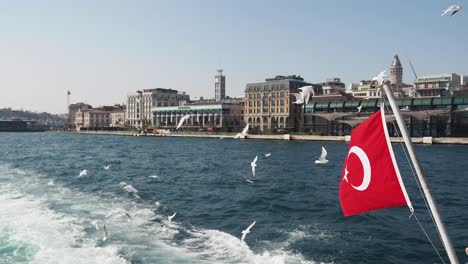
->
[413,73,462,97]
[75,109,111,130]
[126,88,190,129]
[351,80,381,99]
[110,110,126,128]
[303,96,468,137]
[68,103,92,129]
[152,99,244,132]
[244,75,317,132]
[215,69,226,101]
[321,78,346,95]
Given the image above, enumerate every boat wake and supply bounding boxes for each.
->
[0,164,328,264]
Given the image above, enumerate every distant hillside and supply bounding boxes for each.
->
[0,108,65,126]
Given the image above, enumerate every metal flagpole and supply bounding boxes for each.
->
[382,83,459,264]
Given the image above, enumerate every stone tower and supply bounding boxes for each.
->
[215,69,226,101]
[390,54,403,85]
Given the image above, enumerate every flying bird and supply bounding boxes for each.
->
[103,225,108,241]
[372,70,388,85]
[234,123,249,139]
[289,93,304,104]
[91,220,100,231]
[298,86,315,106]
[357,105,362,113]
[78,169,88,177]
[240,221,256,243]
[168,212,177,223]
[243,175,254,184]
[250,156,258,177]
[264,153,271,158]
[104,165,111,170]
[315,146,329,164]
[176,114,191,130]
[123,184,141,199]
[441,5,462,16]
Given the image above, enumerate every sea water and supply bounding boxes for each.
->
[0,132,467,264]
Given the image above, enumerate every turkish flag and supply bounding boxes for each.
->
[339,109,411,216]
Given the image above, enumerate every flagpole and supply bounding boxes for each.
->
[382,83,459,264]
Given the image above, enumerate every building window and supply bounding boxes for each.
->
[280,92,285,97]
[280,84,285,89]
[280,99,284,106]
[280,108,284,113]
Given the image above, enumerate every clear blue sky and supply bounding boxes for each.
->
[0,0,466,113]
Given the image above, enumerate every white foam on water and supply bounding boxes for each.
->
[0,164,328,264]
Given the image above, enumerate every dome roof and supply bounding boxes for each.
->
[391,54,402,67]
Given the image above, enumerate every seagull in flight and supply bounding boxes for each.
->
[122,184,141,199]
[289,92,304,104]
[234,123,249,139]
[240,221,256,243]
[78,169,88,177]
[372,70,388,85]
[315,146,329,164]
[442,5,462,16]
[168,212,177,223]
[250,156,258,177]
[357,105,362,113]
[103,225,108,241]
[91,220,100,231]
[264,153,271,158]
[176,114,191,130]
[104,165,111,170]
[243,175,254,184]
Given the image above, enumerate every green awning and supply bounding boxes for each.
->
[315,102,330,109]
[453,97,468,105]
[413,98,432,105]
[396,99,413,106]
[329,102,344,108]
[360,100,378,107]
[432,98,452,105]
[344,101,360,107]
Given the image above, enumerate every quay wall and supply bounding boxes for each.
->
[61,131,468,145]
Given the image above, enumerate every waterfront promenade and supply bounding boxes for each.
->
[61,131,468,145]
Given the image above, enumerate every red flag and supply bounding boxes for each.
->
[339,107,412,216]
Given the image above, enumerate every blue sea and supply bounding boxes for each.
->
[0,132,467,264]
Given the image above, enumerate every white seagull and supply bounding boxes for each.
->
[103,224,108,241]
[250,156,258,177]
[298,86,315,106]
[289,92,304,104]
[372,70,388,85]
[240,221,256,243]
[168,212,177,223]
[290,86,315,106]
[104,165,111,170]
[234,123,249,139]
[176,114,191,130]
[243,175,254,184]
[91,220,100,231]
[264,153,271,158]
[78,169,88,177]
[123,184,141,199]
[315,146,329,164]
[442,5,462,16]
[357,105,362,113]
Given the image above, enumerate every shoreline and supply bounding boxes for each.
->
[51,130,468,145]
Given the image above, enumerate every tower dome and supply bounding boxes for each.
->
[390,54,403,85]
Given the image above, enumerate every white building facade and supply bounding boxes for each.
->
[126,88,190,129]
